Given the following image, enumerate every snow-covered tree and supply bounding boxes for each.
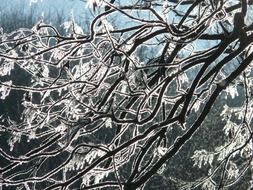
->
[1,0,253,189]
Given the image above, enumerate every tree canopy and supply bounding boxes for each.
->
[0,0,253,189]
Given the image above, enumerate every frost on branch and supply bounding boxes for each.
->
[1,0,253,190]
[0,81,12,99]
[0,60,14,76]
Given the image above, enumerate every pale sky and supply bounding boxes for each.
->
[1,0,90,24]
